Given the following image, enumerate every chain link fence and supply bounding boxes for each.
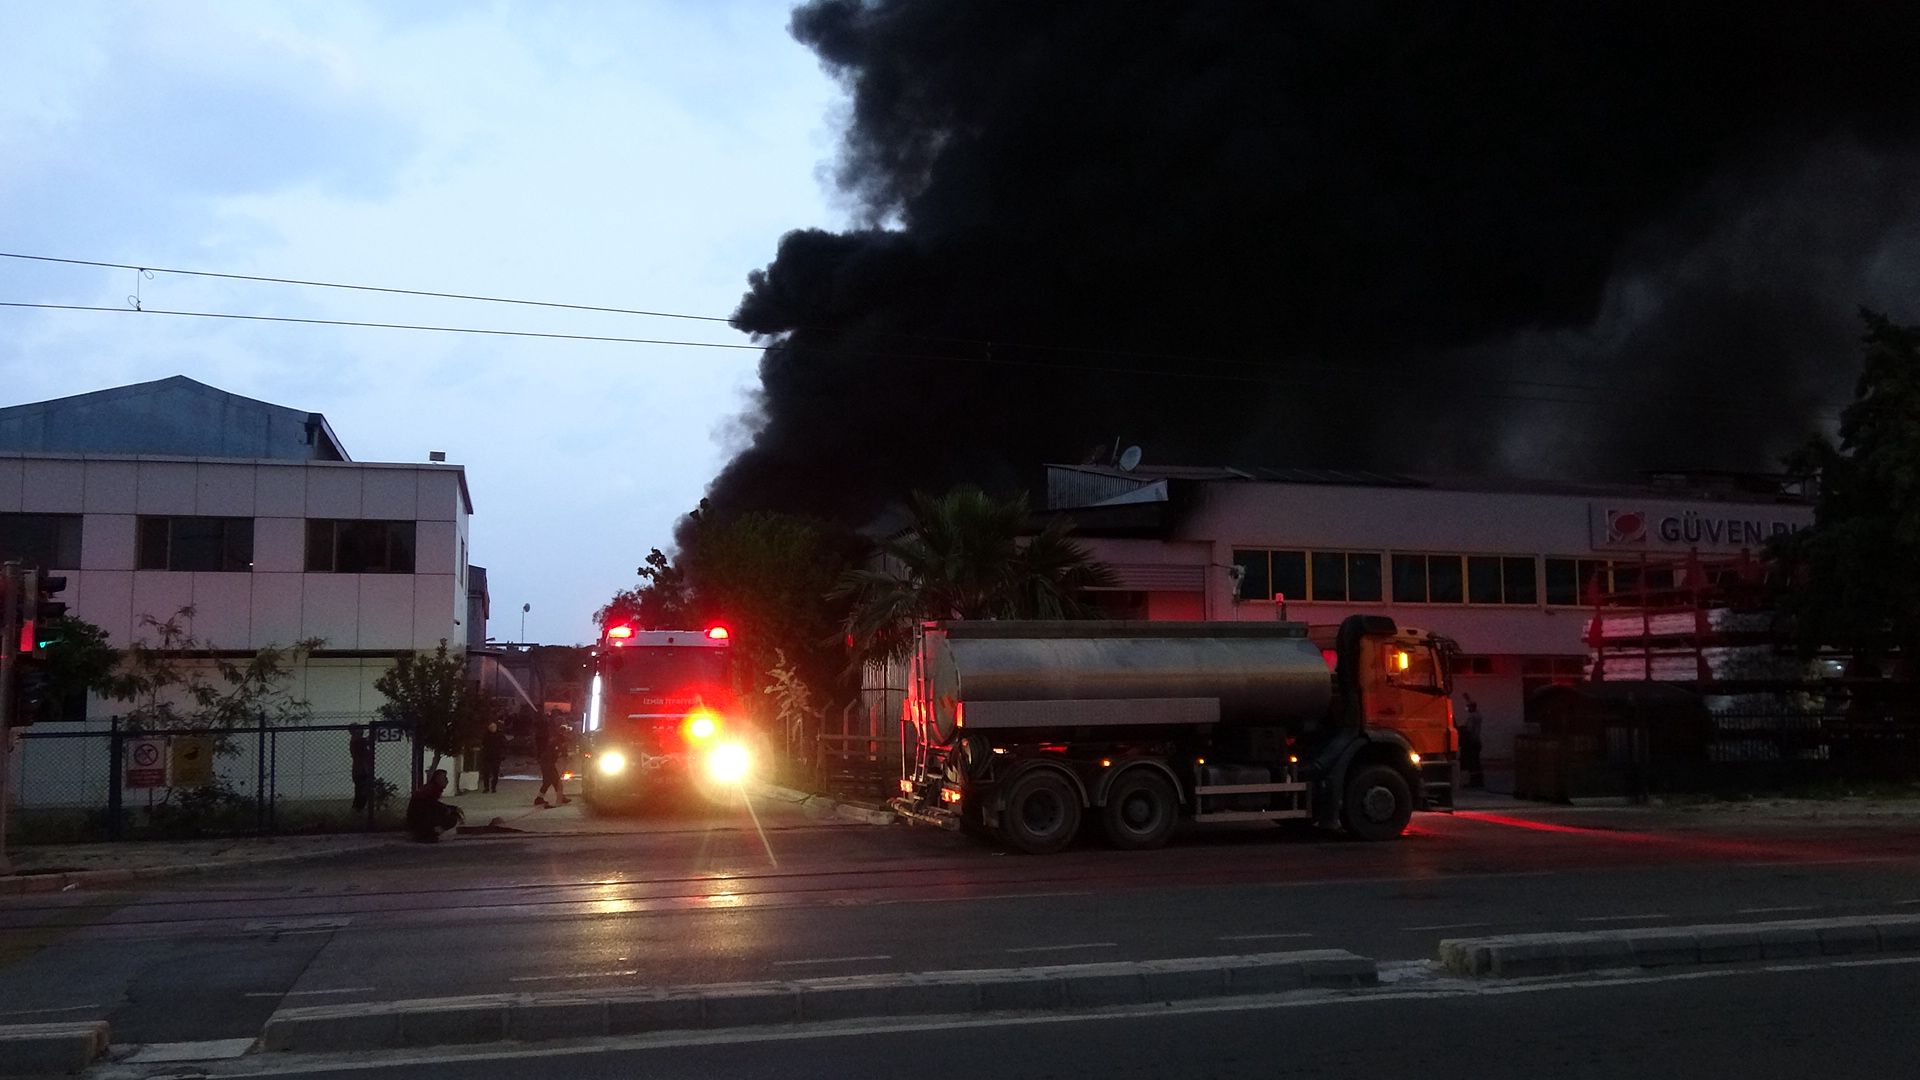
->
[6,713,415,843]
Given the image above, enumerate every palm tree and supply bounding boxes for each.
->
[835,486,1116,664]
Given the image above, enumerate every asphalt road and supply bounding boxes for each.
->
[4,793,1919,1047]
[91,957,1920,1079]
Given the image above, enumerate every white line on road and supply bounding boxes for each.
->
[1004,942,1117,954]
[771,955,894,967]
[1399,922,1493,932]
[1576,913,1671,923]
[1216,932,1314,942]
[195,955,1920,1076]
[1738,905,1817,915]
[508,970,641,983]
[243,987,377,999]
[242,917,352,933]
[0,1003,102,1018]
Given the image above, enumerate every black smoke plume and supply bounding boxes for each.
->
[709,1,1920,526]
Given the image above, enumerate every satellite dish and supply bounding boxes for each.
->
[1118,445,1143,472]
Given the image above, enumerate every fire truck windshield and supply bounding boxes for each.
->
[598,647,731,717]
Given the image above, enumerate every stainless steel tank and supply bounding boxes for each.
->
[918,621,1334,745]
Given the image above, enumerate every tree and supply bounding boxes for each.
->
[36,614,127,722]
[1770,309,1920,676]
[117,607,322,733]
[375,640,494,777]
[834,486,1116,665]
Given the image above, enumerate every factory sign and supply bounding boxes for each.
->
[1589,502,1809,552]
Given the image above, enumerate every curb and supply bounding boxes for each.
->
[1439,914,1920,978]
[0,836,399,896]
[748,782,897,827]
[0,1020,110,1076]
[262,949,1377,1053]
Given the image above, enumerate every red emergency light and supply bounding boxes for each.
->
[606,625,634,640]
[705,625,730,640]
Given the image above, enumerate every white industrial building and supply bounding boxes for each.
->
[1047,462,1816,786]
[0,376,478,814]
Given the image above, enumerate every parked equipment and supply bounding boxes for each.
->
[893,615,1457,853]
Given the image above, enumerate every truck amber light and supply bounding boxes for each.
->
[1409,751,1422,765]
[899,778,914,794]
[1100,758,1112,767]
[598,750,627,776]
[685,712,718,741]
[940,787,963,804]
[1392,649,1410,672]
[706,625,730,640]
[1288,754,1299,764]
[607,625,634,639]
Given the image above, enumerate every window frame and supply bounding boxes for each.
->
[306,519,418,574]
[0,512,83,569]
[135,515,254,573]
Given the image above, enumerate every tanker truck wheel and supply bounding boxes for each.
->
[1000,770,1081,855]
[1340,763,1413,841]
[1100,770,1178,850]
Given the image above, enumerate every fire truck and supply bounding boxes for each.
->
[581,622,754,808]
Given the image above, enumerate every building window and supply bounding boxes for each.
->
[0,513,82,568]
[1232,549,1305,602]
[1544,558,1616,605]
[1521,656,1587,697]
[1451,655,1497,676]
[307,520,416,574]
[1239,549,1382,603]
[1466,555,1539,605]
[136,516,253,572]
[1393,554,1538,605]
[1306,551,1383,603]
[1393,553,1466,603]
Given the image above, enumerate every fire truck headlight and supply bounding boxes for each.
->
[597,750,627,776]
[705,741,752,785]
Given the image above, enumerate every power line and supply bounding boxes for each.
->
[0,251,739,326]
[0,249,1855,404]
[0,299,1846,423]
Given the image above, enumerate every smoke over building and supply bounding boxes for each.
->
[708,1,1920,527]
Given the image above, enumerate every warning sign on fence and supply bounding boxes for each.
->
[171,736,214,788]
[126,737,167,788]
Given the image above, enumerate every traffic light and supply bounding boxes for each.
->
[18,570,67,656]
[10,658,53,726]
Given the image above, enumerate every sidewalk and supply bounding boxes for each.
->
[1,832,396,894]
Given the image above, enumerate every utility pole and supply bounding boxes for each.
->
[0,562,20,876]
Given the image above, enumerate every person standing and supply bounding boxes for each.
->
[349,723,375,810]
[479,721,506,794]
[1459,695,1486,790]
[534,712,569,807]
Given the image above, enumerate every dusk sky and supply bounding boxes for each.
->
[0,0,841,645]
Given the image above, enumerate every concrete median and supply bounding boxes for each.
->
[0,1021,110,1076]
[261,949,1378,1053]
[1440,914,1920,978]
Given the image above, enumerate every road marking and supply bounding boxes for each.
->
[243,917,352,933]
[1738,905,1817,915]
[1576,913,1670,923]
[0,1003,102,1018]
[1004,942,1117,954]
[1400,922,1493,932]
[1216,932,1314,942]
[771,954,893,967]
[243,987,377,999]
[192,954,1920,1076]
[509,970,641,983]
[123,1038,257,1063]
